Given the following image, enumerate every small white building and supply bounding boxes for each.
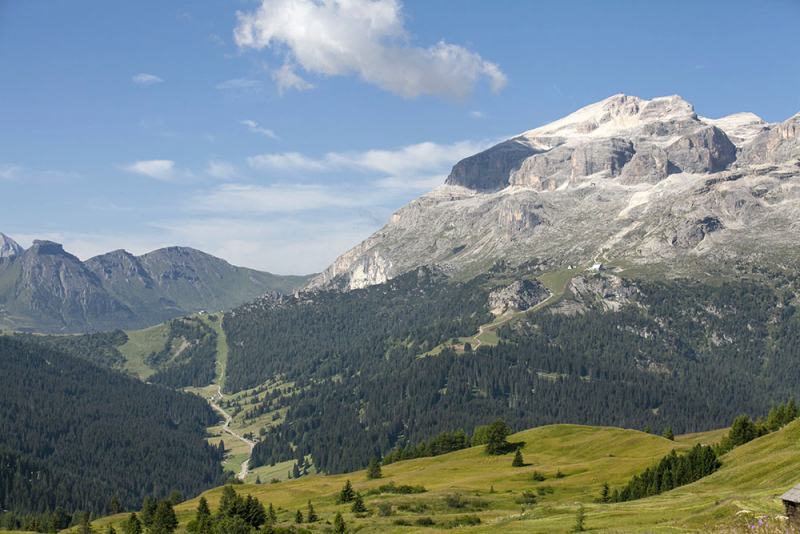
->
[588,262,605,271]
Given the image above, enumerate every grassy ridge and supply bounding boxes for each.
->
[88,421,800,533]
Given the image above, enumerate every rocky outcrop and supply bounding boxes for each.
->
[446,94,738,192]
[307,94,800,292]
[0,233,23,259]
[488,280,550,312]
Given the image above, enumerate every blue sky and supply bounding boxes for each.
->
[1,0,798,274]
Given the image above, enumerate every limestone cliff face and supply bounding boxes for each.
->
[0,233,23,259]
[307,94,800,291]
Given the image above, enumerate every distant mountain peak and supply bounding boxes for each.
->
[0,232,24,259]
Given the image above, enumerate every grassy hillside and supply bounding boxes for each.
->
[89,421,800,533]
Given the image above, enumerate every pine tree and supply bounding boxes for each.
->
[366,457,382,479]
[121,513,142,534]
[662,426,674,441]
[292,462,301,479]
[295,510,303,524]
[333,512,346,534]
[512,448,524,467]
[140,497,156,528]
[106,525,116,534]
[255,476,262,485]
[600,482,610,503]
[267,503,277,525]
[196,498,211,520]
[339,480,355,503]
[168,491,183,505]
[78,513,93,534]
[572,504,586,532]
[350,492,367,514]
[110,496,124,515]
[306,501,318,523]
[150,501,178,534]
[485,419,512,455]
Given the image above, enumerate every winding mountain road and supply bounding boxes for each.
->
[209,386,254,481]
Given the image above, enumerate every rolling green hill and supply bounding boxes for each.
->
[88,420,800,532]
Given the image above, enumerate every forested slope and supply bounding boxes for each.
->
[224,269,800,474]
[0,337,227,520]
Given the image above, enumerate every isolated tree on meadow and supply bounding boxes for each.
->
[485,419,512,455]
[267,503,277,525]
[662,426,674,441]
[512,448,524,467]
[333,511,346,534]
[339,480,355,503]
[366,457,382,479]
[351,492,367,514]
[306,500,318,523]
[150,500,178,534]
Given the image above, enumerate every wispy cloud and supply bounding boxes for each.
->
[186,183,375,214]
[132,73,164,85]
[272,63,315,95]
[247,139,495,182]
[241,119,280,139]
[215,78,262,90]
[470,110,488,119]
[234,0,506,99]
[205,159,238,180]
[123,160,192,181]
[210,33,225,46]
[0,164,21,180]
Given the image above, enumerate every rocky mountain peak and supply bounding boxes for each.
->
[310,95,800,292]
[0,233,24,259]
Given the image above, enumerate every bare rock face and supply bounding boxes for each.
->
[0,233,23,260]
[307,94,800,292]
[488,280,550,313]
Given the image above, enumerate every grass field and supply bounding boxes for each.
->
[117,322,171,379]
[89,419,800,533]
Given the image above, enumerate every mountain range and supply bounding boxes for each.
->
[0,235,311,333]
[307,94,800,290]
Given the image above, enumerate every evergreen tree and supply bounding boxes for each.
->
[255,476,261,485]
[167,491,183,506]
[512,448,524,467]
[662,426,674,441]
[485,419,512,455]
[350,493,367,514]
[244,495,266,529]
[292,463,301,479]
[78,513,93,534]
[600,482,610,503]
[121,513,142,534]
[150,501,178,534]
[306,501,318,523]
[217,486,238,518]
[339,480,355,503]
[295,510,303,524]
[140,497,157,528]
[644,426,651,434]
[110,496,124,515]
[366,457,382,479]
[572,504,586,532]
[267,504,277,525]
[196,498,211,520]
[52,507,71,532]
[333,512,346,534]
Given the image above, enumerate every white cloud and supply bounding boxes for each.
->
[272,63,315,95]
[206,159,238,180]
[233,0,506,99]
[0,164,21,180]
[210,33,225,46]
[241,119,280,139]
[470,110,488,119]
[123,160,192,181]
[132,73,164,85]
[215,78,262,90]
[247,139,496,181]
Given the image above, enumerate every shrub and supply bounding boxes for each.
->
[445,515,481,528]
[378,503,393,517]
[515,491,537,505]
[393,519,412,526]
[414,517,435,526]
[531,471,546,481]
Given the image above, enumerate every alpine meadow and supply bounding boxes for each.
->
[2,1,800,533]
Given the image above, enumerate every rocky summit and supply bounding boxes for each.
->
[307,94,800,291]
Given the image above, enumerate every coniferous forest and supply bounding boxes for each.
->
[0,337,227,523]
[228,270,800,474]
